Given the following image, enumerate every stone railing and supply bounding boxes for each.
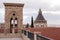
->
[0,33,20,38]
[22,30,52,40]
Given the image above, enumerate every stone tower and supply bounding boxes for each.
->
[34,9,47,27]
[4,3,24,36]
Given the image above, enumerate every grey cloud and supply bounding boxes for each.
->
[0,13,4,23]
[0,0,60,25]
[0,0,60,11]
[23,11,60,24]
[43,13,60,21]
[53,5,60,11]
[23,0,60,11]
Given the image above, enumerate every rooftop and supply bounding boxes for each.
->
[23,27,60,40]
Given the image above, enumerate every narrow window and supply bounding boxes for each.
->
[15,18,18,27]
[10,18,13,33]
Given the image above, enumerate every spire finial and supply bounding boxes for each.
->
[39,8,42,14]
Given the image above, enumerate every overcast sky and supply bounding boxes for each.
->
[0,0,60,26]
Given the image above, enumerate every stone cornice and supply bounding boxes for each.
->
[4,3,24,7]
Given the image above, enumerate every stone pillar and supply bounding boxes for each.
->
[26,30,28,37]
[34,32,41,40]
[12,28,15,34]
[34,32,37,40]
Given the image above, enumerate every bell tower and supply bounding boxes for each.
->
[4,3,24,35]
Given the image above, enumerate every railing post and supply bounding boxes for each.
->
[34,32,41,40]
[34,32,37,40]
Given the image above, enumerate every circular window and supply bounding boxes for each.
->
[13,14,15,16]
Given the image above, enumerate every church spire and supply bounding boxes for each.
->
[35,9,45,21]
[34,9,47,27]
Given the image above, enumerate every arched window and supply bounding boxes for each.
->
[10,18,13,33]
[10,18,13,26]
[11,20,14,24]
[15,18,17,24]
[15,18,18,27]
[15,18,18,33]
